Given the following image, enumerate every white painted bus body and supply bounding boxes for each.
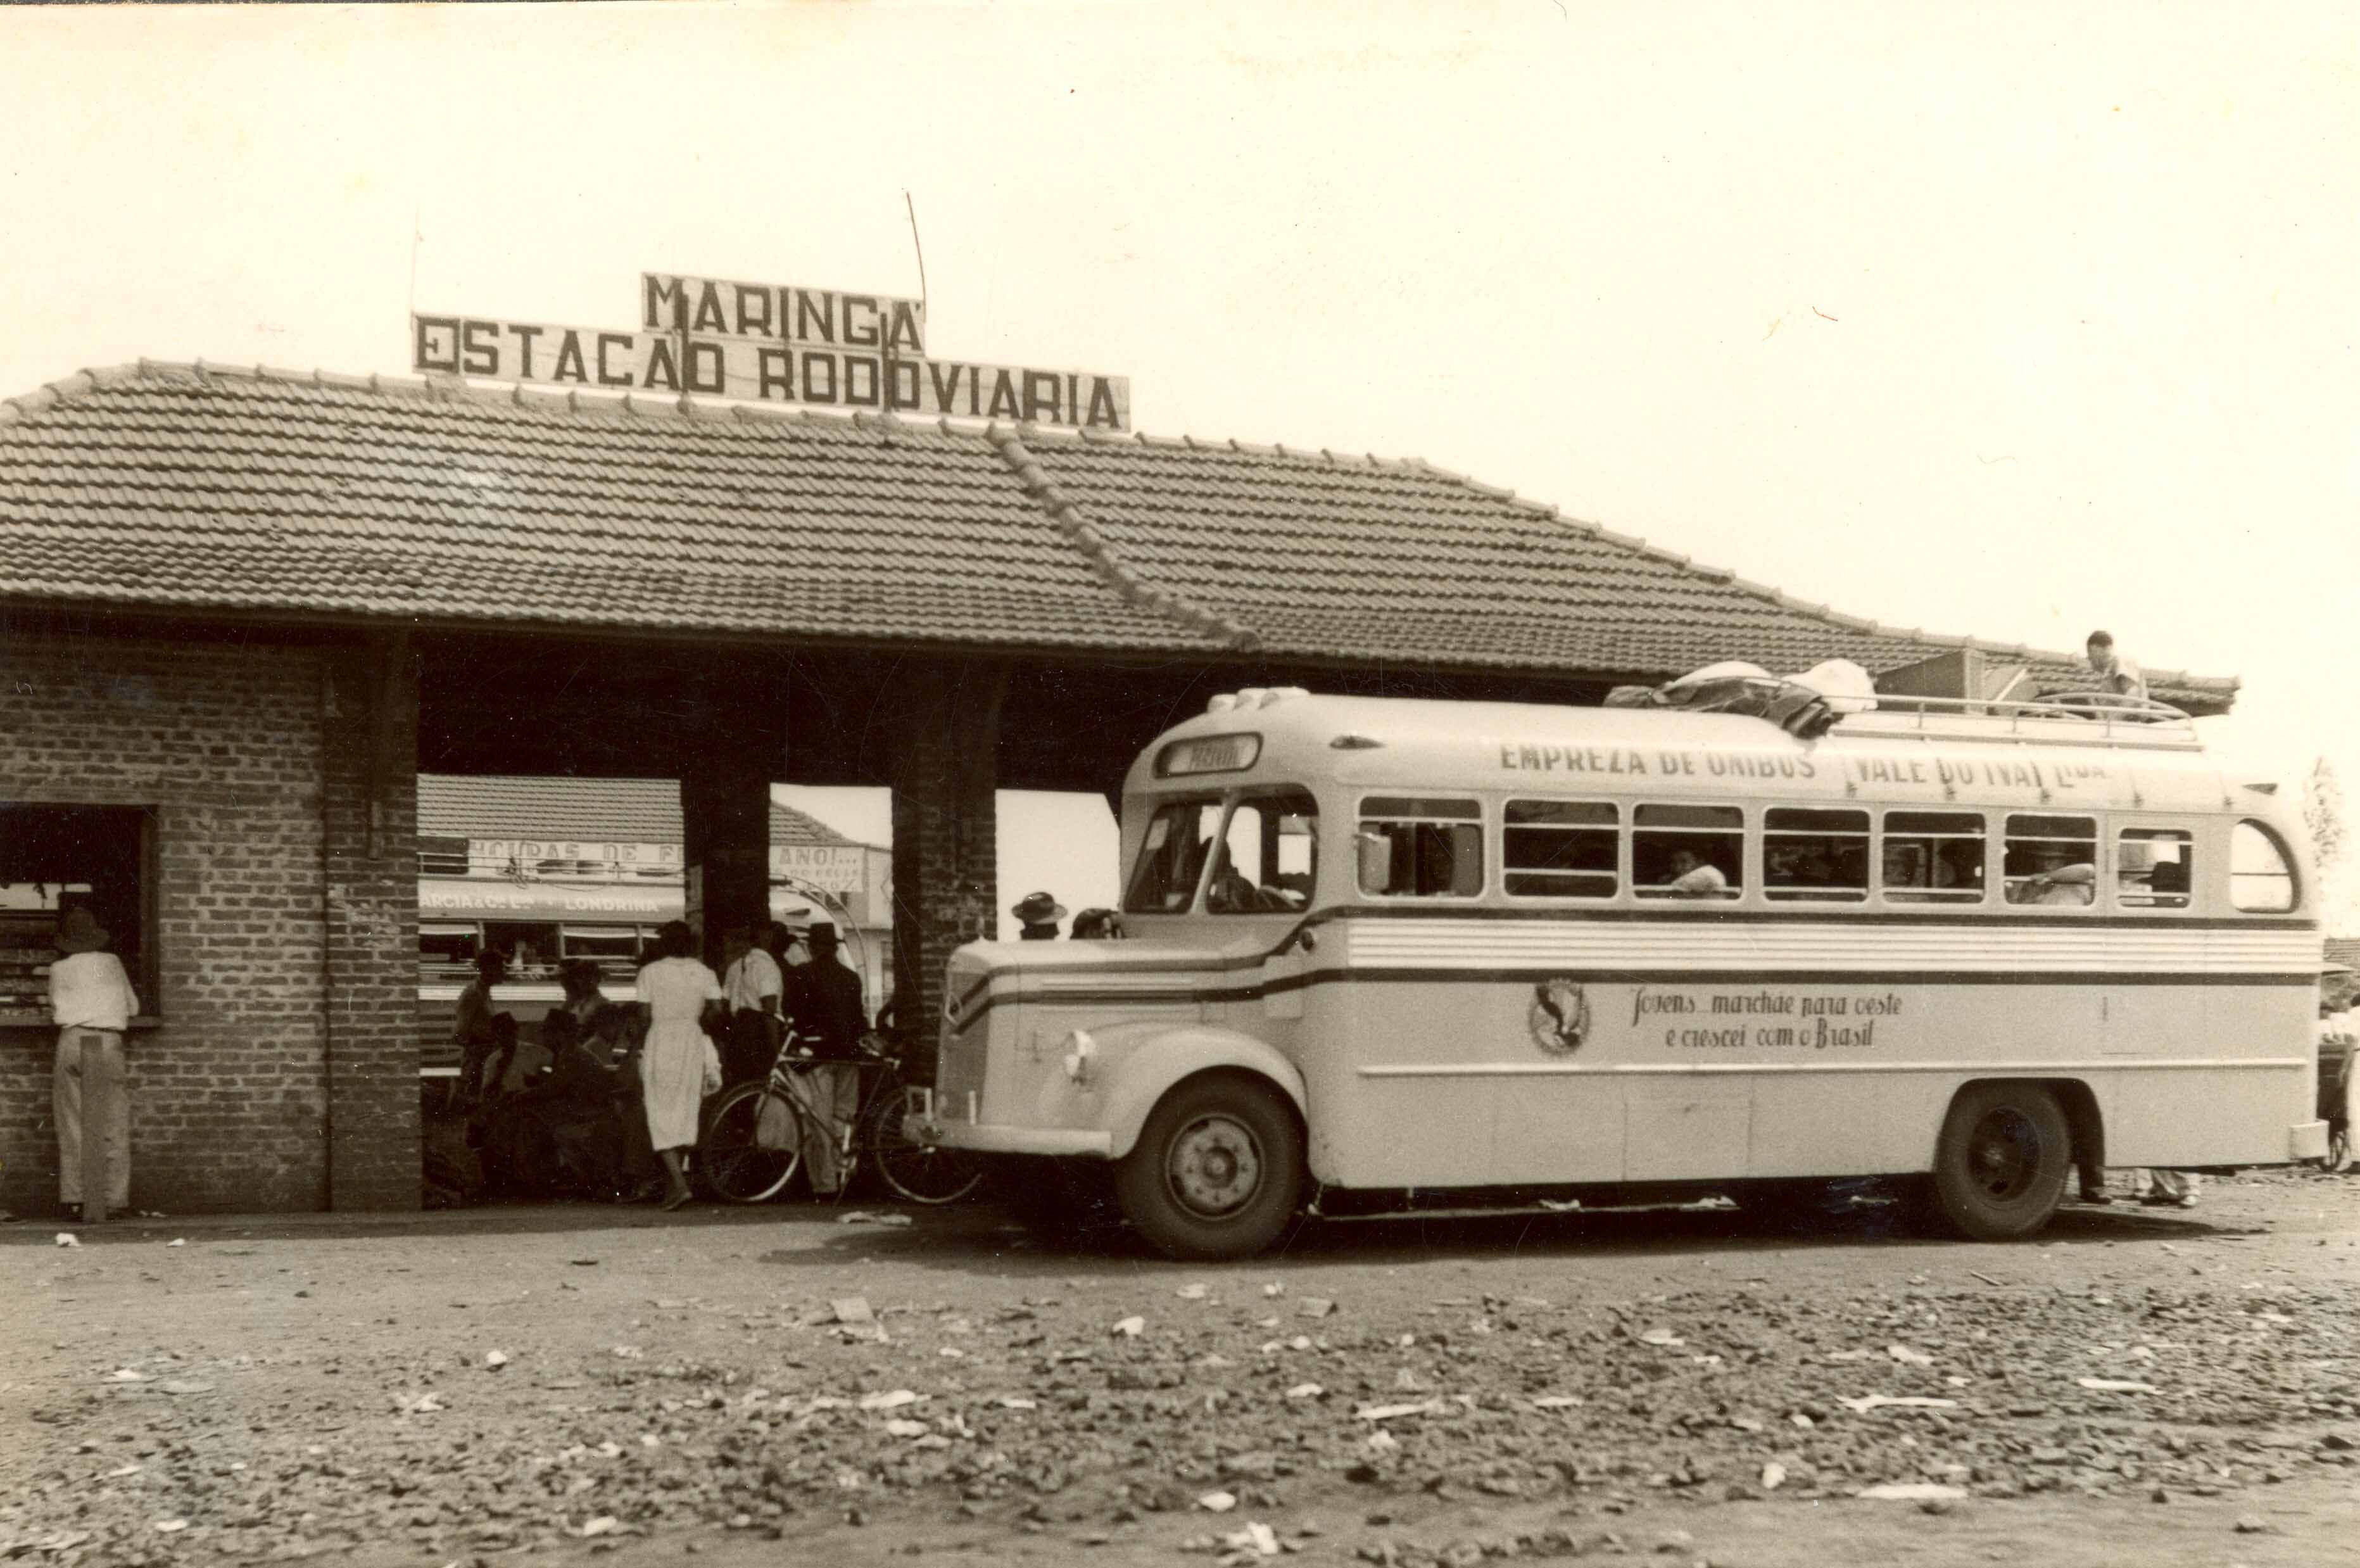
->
[922,692,2325,1203]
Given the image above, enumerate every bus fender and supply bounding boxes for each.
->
[1091,1024,1308,1161]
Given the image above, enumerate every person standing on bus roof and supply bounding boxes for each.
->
[2083,631,2148,704]
[1663,849,1728,898]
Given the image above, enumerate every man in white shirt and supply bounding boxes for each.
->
[719,923,784,1085]
[2083,631,2148,704]
[47,907,140,1221]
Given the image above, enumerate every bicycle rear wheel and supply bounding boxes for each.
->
[699,1082,804,1203]
[859,1089,985,1205]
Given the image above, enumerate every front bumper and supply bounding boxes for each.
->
[902,1087,1114,1158]
[2290,1118,2330,1161]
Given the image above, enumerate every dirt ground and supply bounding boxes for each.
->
[4,1171,2358,1568]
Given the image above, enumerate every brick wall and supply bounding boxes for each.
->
[0,628,418,1214]
[320,644,420,1210]
[887,660,1007,1071]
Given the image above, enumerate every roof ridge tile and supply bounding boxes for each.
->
[986,427,1255,652]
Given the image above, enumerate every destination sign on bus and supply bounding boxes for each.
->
[1158,735,1261,777]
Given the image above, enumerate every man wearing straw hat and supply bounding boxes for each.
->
[48,907,140,1221]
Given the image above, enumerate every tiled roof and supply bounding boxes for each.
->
[0,362,2236,710]
[416,774,862,850]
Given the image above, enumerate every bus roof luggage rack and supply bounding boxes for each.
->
[1836,690,2203,750]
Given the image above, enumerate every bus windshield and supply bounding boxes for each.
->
[1125,792,1320,915]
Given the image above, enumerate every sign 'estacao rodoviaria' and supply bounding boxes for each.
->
[412,272,1131,431]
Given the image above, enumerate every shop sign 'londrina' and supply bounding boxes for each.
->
[412,270,1132,431]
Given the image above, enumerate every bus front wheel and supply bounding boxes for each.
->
[1927,1083,2071,1241]
[1116,1075,1304,1261]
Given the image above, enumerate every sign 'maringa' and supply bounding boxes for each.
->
[412,270,1131,431]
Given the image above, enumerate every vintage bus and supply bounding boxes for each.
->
[909,687,2328,1258]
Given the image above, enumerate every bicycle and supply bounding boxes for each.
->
[697,1030,984,1206]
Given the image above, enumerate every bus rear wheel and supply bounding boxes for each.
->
[1927,1083,2071,1241]
[1116,1076,1304,1261]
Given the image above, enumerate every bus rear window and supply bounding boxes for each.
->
[1358,797,1483,899]
[1883,811,1986,903]
[1764,807,1868,902]
[1634,804,1741,899]
[2231,821,2297,912]
[1504,800,1617,898]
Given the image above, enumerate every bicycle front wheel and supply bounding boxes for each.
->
[699,1082,804,1204]
[859,1090,985,1206]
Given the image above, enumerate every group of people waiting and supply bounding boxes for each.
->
[444,917,869,1211]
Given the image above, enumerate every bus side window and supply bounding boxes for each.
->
[2118,828,2194,909]
[1503,800,1618,898]
[2230,821,2297,912]
[1358,797,1483,899]
[1633,804,1742,898]
[1206,792,1322,914]
[2003,816,2098,907]
[1881,811,1986,903]
[1763,807,1868,902]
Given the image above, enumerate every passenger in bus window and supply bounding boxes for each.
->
[1664,848,1729,898]
[2009,842,2096,906]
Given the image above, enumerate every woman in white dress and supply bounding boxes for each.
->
[636,921,723,1210]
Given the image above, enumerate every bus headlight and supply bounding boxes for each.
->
[1062,1028,1099,1087]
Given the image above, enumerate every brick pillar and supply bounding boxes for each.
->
[886,659,1008,1072]
[679,675,786,969]
[321,636,420,1210]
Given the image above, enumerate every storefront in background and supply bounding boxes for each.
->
[412,775,893,1071]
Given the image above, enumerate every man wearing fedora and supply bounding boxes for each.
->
[781,922,868,1196]
[48,906,141,1221]
[1011,890,1066,941]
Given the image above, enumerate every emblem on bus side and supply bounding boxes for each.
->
[1528,980,1591,1056]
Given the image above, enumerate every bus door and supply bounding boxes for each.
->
[1246,800,1320,1020]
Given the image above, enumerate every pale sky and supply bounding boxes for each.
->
[5,3,2356,921]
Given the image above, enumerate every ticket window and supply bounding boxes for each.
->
[562,925,646,980]
[483,921,562,980]
[0,803,158,1021]
[419,923,482,983]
